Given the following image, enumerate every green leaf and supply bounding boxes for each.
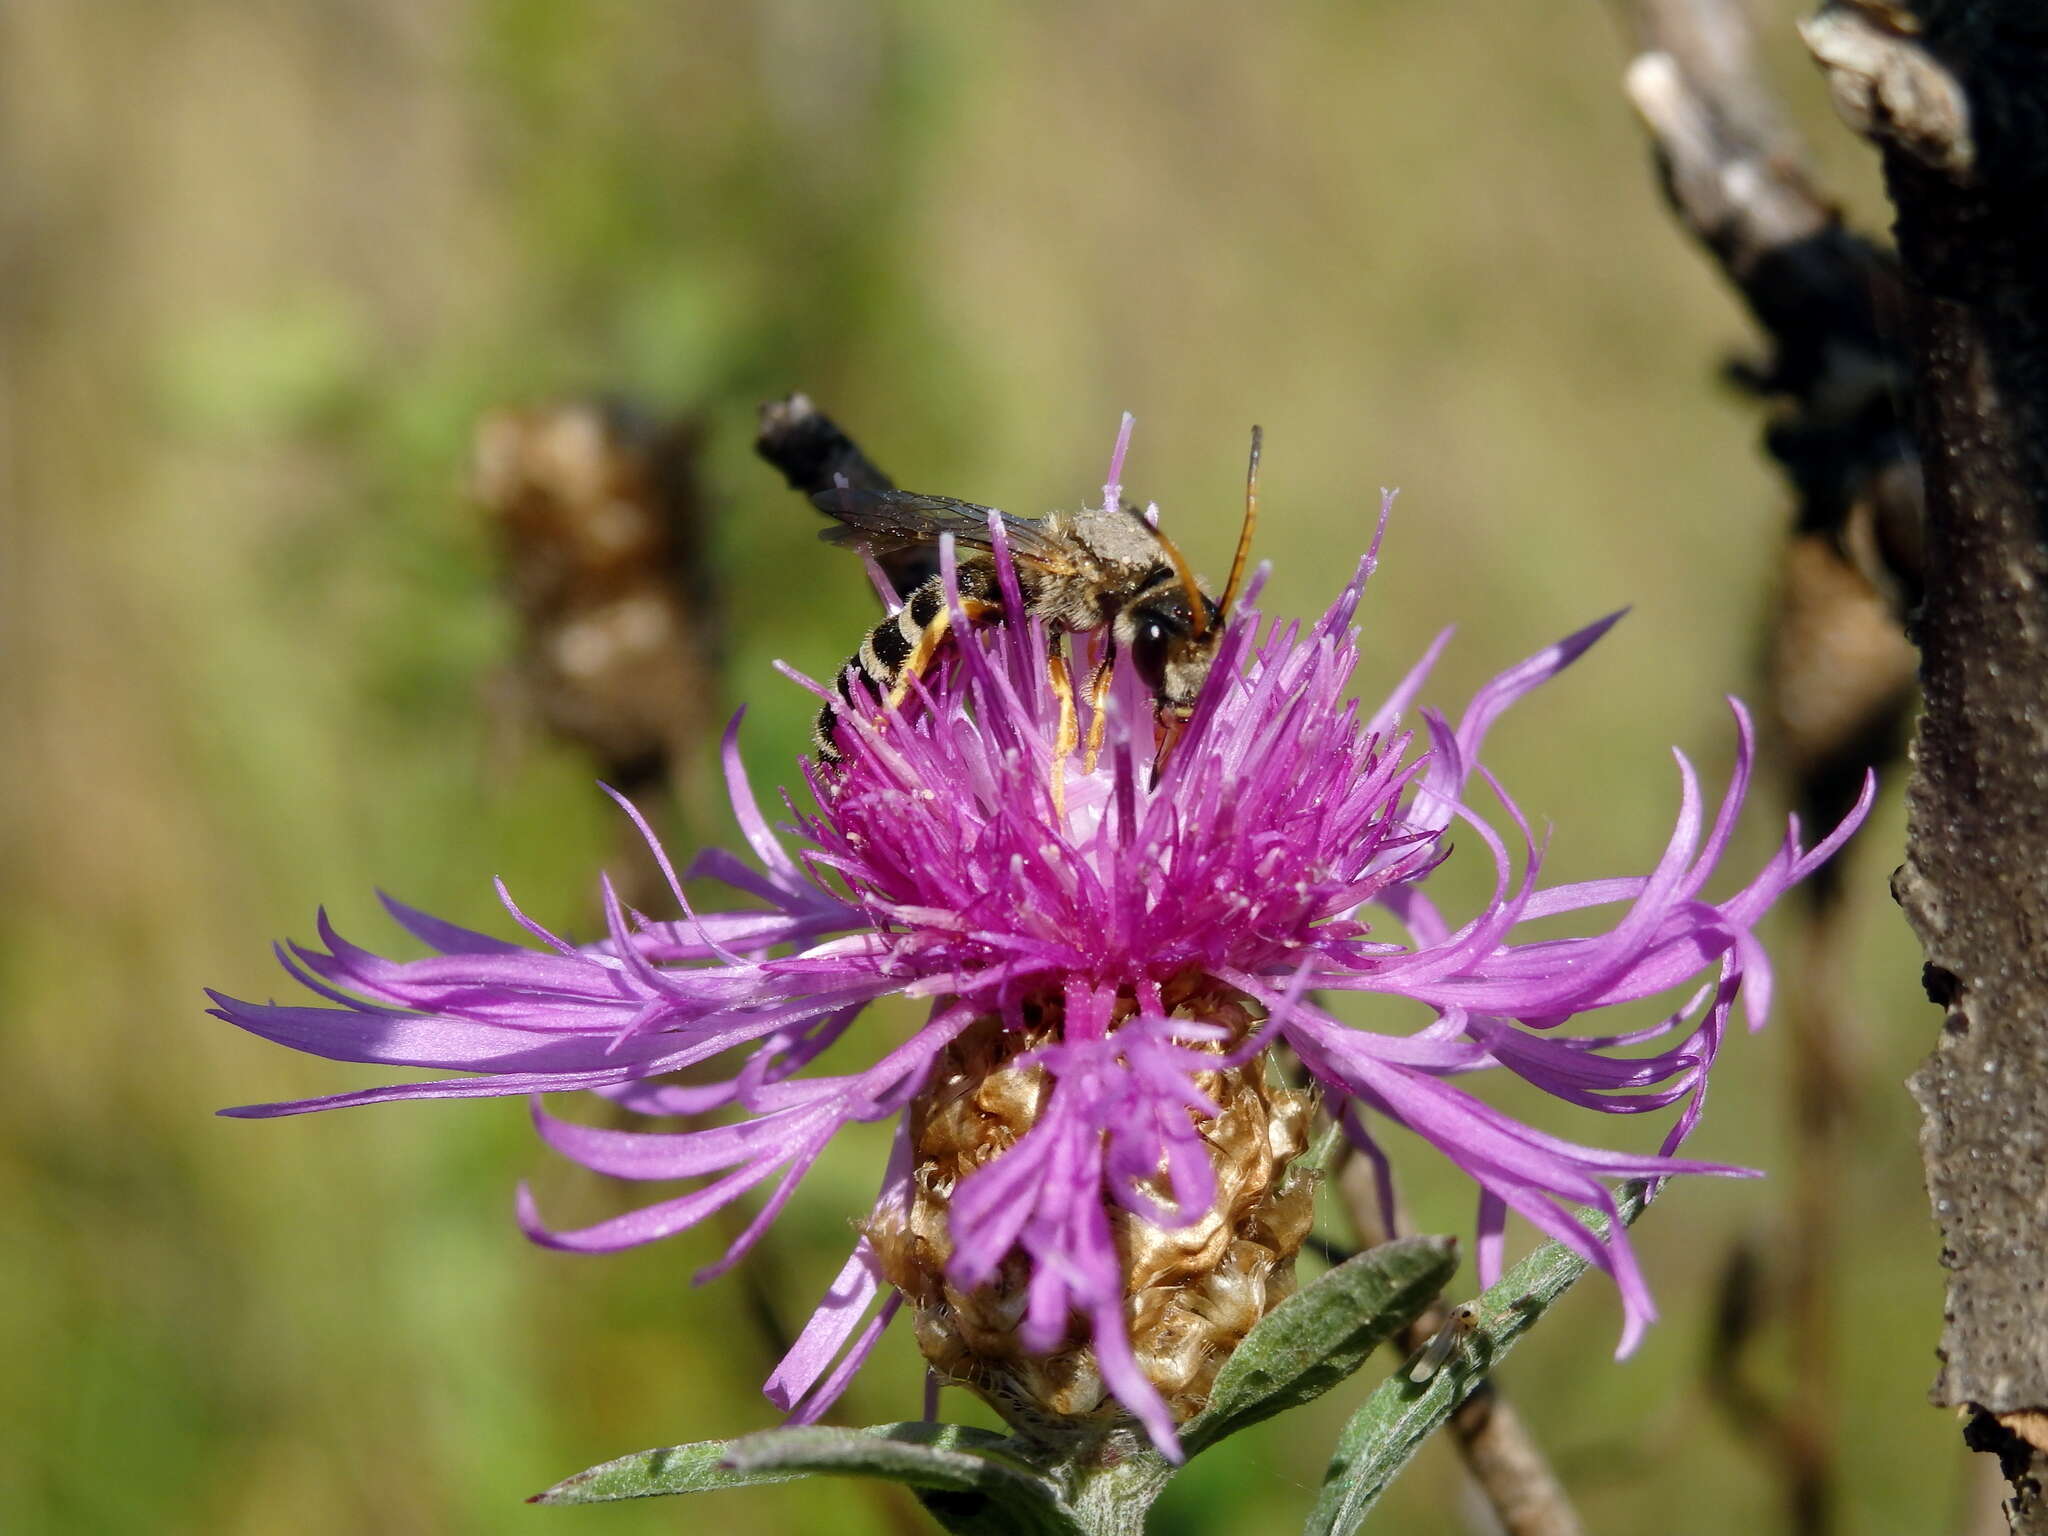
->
[529,1436,782,1505]
[728,1425,1084,1536]
[535,1421,1084,1534]
[1180,1234,1459,1457]
[533,1420,1026,1504]
[1304,1181,1654,1536]
[725,1422,1058,1493]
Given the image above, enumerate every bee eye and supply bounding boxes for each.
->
[1132,617,1172,693]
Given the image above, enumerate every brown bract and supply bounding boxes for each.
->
[869,990,1315,1439]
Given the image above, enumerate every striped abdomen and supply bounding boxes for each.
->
[815,561,1004,760]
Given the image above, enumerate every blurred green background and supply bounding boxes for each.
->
[1,3,1959,1532]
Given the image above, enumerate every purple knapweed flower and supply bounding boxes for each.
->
[213,427,1870,1460]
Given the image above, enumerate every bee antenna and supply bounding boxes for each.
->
[1220,425,1261,616]
[1119,495,1210,638]
[1152,523,1210,639]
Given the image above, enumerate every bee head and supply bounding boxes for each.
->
[1127,589,1224,712]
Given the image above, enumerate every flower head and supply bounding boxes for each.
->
[213,426,1870,1460]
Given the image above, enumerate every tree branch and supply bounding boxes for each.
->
[1627,0,1921,849]
[1802,2,2048,1528]
[1617,6,1928,1529]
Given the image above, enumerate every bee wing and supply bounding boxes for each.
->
[812,488,1079,572]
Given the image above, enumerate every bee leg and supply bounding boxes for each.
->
[879,594,996,727]
[1080,654,1115,775]
[1047,648,1077,820]
[883,606,953,716]
[1150,711,1189,790]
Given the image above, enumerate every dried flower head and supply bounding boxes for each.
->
[213,425,1870,1460]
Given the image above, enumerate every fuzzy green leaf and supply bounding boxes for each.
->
[1304,1181,1653,1536]
[1180,1234,1459,1457]
[729,1423,1058,1489]
[531,1421,1039,1507]
[730,1425,1085,1536]
[530,1436,780,1505]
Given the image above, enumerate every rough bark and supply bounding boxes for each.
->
[1803,2,2048,1528]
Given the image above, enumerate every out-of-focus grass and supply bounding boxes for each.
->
[0,3,1946,1534]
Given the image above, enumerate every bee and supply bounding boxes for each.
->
[811,428,1264,805]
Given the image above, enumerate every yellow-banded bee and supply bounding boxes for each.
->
[812,429,1264,802]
